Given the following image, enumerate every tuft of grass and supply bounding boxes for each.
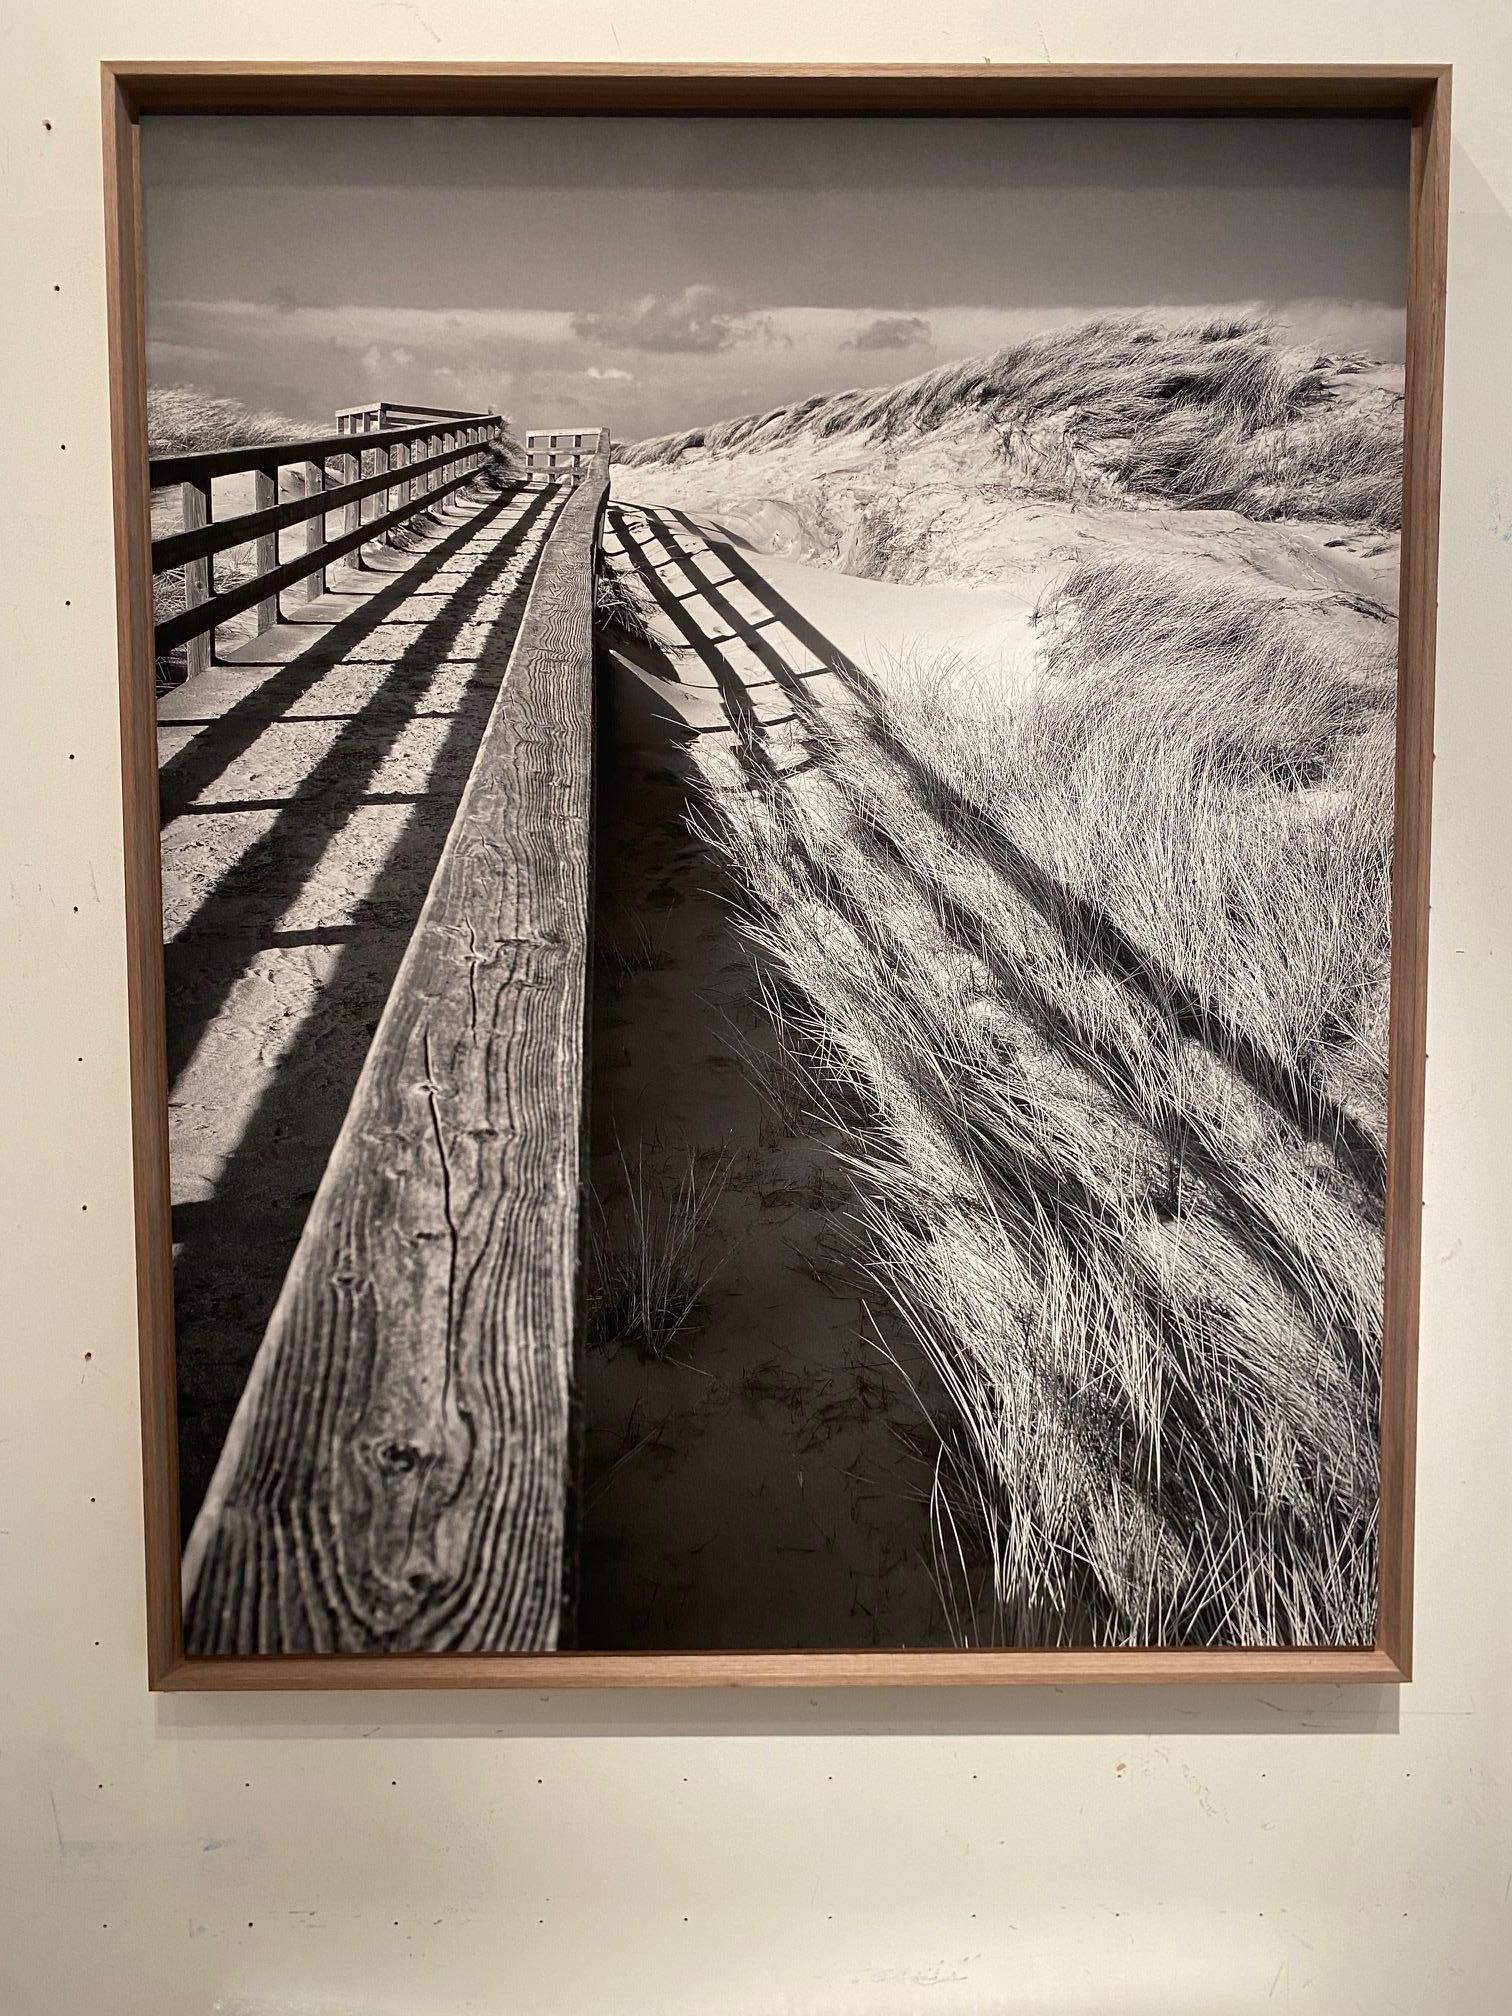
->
[683,561,1392,1648]
[594,551,661,648]
[586,1146,734,1360]
[617,314,1402,529]
[600,916,673,979]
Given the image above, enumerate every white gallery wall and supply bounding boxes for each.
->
[1,4,1508,2012]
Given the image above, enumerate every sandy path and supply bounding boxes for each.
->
[161,479,563,1530]
[580,578,953,1650]
[606,498,1044,711]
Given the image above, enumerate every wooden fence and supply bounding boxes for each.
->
[150,406,506,676]
[524,425,609,478]
[178,440,611,1655]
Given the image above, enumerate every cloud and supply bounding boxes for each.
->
[146,337,220,373]
[569,284,780,354]
[846,313,933,352]
[361,343,419,380]
[584,365,634,382]
[160,300,574,353]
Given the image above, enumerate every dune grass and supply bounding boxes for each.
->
[686,560,1392,1647]
[618,314,1402,530]
[147,385,320,459]
[586,1145,734,1361]
[593,548,661,649]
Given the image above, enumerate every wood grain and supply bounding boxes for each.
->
[1377,73,1452,1683]
[180,466,603,1655]
[179,477,211,678]
[252,470,277,634]
[104,62,1449,1688]
[105,61,1447,117]
[104,65,183,1689]
[301,460,326,599]
[154,1645,1404,1691]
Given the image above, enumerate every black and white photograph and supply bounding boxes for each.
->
[142,110,1410,1658]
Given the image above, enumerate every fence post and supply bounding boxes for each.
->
[253,469,279,632]
[389,439,409,547]
[181,477,213,677]
[373,442,390,551]
[302,458,327,599]
[345,444,365,569]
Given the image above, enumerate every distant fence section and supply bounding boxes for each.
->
[149,402,506,676]
[525,425,609,479]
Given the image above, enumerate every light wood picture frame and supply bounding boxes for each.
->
[104,61,1449,1690]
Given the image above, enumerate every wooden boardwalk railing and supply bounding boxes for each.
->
[150,407,506,675]
[179,444,610,1656]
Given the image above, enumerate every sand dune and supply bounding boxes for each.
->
[598,313,1400,1647]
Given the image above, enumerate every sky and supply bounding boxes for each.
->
[142,115,1410,442]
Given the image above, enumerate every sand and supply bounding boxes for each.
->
[580,658,953,1650]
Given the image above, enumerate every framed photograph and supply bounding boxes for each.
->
[104,63,1449,1689]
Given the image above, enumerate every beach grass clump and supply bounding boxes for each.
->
[586,1146,734,1361]
[685,559,1391,1647]
[147,385,320,459]
[618,314,1403,529]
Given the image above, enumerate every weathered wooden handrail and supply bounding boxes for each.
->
[181,449,610,1655]
[337,400,488,427]
[149,411,502,487]
[152,408,505,667]
[154,459,485,655]
[151,434,486,575]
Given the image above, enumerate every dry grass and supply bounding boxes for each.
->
[685,562,1392,1648]
[586,1145,735,1361]
[601,916,674,979]
[618,314,1402,529]
[147,385,320,459]
[594,549,661,648]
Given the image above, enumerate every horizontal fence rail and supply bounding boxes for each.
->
[336,400,491,431]
[149,411,501,487]
[181,447,611,1655]
[149,406,505,670]
[151,436,489,576]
